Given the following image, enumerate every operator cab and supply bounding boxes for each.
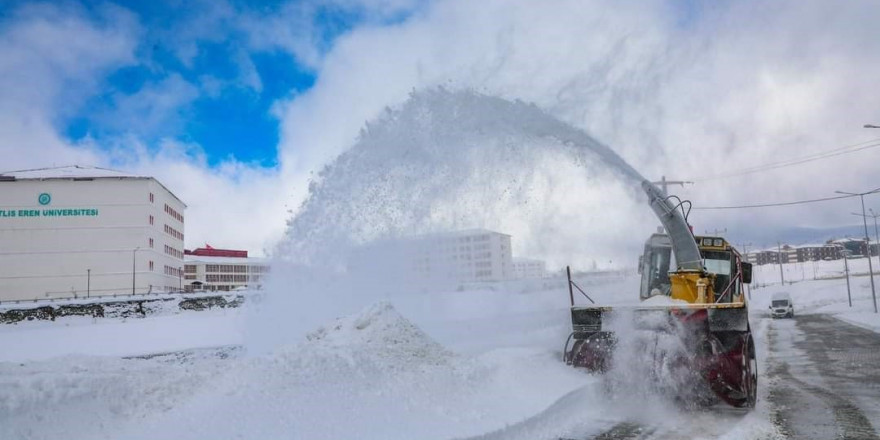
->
[639,234,753,302]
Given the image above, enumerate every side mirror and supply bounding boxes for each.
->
[741,262,753,284]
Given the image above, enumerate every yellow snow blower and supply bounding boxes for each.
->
[563,181,757,408]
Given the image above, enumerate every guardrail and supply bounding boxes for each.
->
[0,289,254,307]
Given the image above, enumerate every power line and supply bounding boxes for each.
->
[689,137,880,182]
[694,186,880,210]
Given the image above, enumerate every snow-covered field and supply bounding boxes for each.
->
[750,255,880,331]
[1,265,877,440]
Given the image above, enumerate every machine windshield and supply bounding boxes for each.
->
[640,243,674,299]
[772,300,789,307]
[702,250,735,300]
[703,258,732,275]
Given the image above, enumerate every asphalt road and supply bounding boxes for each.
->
[767,314,880,440]
[575,313,880,440]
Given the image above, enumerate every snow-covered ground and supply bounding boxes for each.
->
[1,267,877,440]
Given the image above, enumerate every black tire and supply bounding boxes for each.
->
[731,334,758,409]
[743,334,758,408]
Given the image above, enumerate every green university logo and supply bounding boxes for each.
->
[38,193,51,205]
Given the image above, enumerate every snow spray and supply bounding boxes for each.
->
[249,89,655,353]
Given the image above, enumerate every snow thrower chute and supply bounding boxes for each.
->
[563,180,757,409]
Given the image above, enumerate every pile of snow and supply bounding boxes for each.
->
[302,301,453,370]
[639,295,691,307]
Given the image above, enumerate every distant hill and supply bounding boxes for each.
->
[723,224,872,251]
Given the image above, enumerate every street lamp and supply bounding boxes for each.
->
[836,188,880,313]
[132,247,140,296]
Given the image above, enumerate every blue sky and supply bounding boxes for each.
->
[51,0,413,167]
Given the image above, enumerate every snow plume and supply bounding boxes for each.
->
[250,88,657,351]
[600,309,714,419]
[278,88,647,268]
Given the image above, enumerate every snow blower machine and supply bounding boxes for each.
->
[562,181,757,408]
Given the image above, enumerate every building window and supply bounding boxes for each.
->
[149,238,154,248]
[149,261,154,271]
[149,192,154,203]
[149,215,154,225]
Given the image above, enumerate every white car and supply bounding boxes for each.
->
[770,292,794,318]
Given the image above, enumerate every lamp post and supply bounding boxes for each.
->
[132,247,140,296]
[836,188,880,313]
[843,254,852,307]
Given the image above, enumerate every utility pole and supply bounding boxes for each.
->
[132,247,140,296]
[777,241,786,285]
[87,269,91,298]
[844,255,852,307]
[651,175,693,197]
[836,188,880,313]
[738,242,753,298]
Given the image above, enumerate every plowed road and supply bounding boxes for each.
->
[575,314,880,440]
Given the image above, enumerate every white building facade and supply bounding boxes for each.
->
[0,166,186,302]
[512,258,547,279]
[413,229,513,283]
[184,254,270,292]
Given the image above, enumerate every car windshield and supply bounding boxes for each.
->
[772,300,789,307]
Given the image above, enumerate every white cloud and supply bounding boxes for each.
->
[0,2,138,166]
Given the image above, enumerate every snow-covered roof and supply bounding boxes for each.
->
[416,228,511,240]
[184,255,270,265]
[831,238,866,244]
[1,165,187,207]
[512,258,545,264]
[0,165,145,180]
[796,243,840,248]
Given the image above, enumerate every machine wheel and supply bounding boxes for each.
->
[738,335,758,408]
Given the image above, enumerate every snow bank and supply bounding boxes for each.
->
[639,295,691,306]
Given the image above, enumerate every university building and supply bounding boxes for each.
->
[183,246,270,292]
[512,258,547,279]
[0,166,185,302]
